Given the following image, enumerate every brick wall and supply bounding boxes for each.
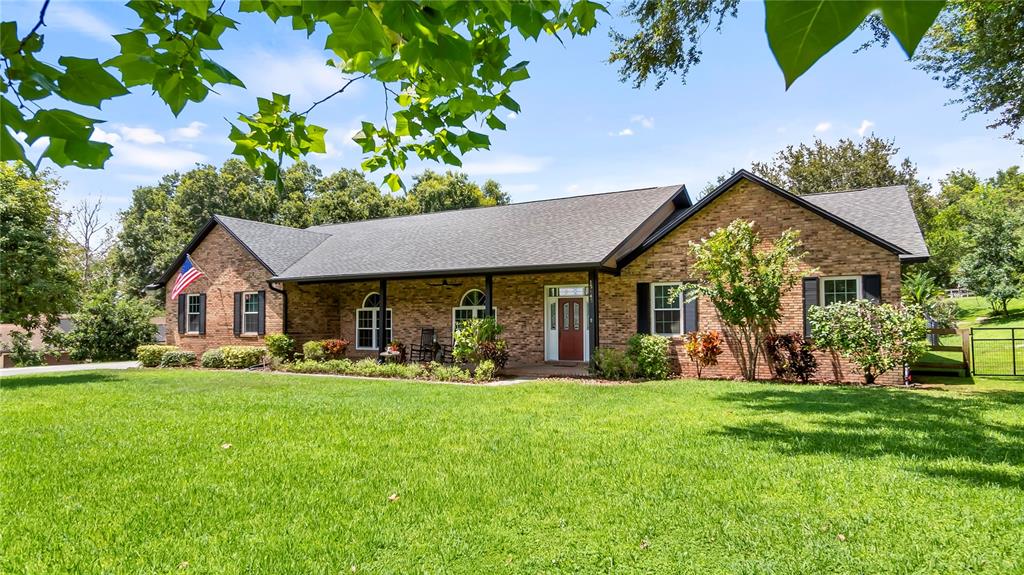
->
[164,225,283,354]
[166,179,906,383]
[598,179,904,384]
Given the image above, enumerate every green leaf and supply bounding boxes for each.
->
[0,21,18,57]
[41,137,113,169]
[765,0,945,87]
[199,59,245,88]
[170,0,212,20]
[57,57,129,107]
[155,73,188,116]
[877,1,946,57]
[324,7,389,58]
[765,1,875,88]
[383,172,403,192]
[0,125,27,164]
[25,109,98,143]
[106,53,160,87]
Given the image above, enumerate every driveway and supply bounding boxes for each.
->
[0,361,138,377]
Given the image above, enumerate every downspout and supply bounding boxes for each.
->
[267,280,288,334]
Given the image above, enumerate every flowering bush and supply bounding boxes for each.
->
[322,339,349,358]
[764,332,817,384]
[809,301,927,385]
[683,330,724,379]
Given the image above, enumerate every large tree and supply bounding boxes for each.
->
[740,136,936,227]
[955,184,1024,314]
[407,170,510,214]
[0,162,80,329]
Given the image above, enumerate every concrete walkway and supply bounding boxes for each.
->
[0,361,138,377]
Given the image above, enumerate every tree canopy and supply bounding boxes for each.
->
[2,0,953,185]
[110,160,508,291]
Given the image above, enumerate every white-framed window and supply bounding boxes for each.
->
[242,291,260,334]
[186,293,201,333]
[651,283,682,336]
[821,276,861,306]
[452,289,496,332]
[356,292,392,350]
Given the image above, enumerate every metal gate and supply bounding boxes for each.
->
[971,327,1023,376]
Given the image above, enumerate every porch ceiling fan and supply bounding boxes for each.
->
[427,278,462,287]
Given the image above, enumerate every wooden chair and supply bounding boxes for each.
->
[410,328,435,362]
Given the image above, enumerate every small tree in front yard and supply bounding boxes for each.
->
[809,300,928,385]
[686,219,808,380]
[67,288,158,361]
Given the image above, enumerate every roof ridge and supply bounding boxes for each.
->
[801,184,907,196]
[215,214,330,237]
[306,184,683,231]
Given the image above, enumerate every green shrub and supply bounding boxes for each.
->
[159,350,197,367]
[810,301,928,385]
[453,317,505,365]
[763,332,817,384]
[68,288,158,361]
[302,340,326,361]
[627,334,670,379]
[591,347,637,380]
[429,363,471,382]
[137,345,178,368]
[475,359,496,381]
[264,333,295,361]
[283,358,424,379]
[200,348,225,369]
[220,346,266,369]
[6,331,43,367]
[322,339,349,359]
[928,298,960,329]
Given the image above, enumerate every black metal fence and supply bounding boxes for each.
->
[971,328,1023,377]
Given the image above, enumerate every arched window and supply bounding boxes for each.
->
[452,289,495,332]
[356,292,392,350]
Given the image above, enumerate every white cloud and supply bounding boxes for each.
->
[231,47,360,105]
[857,120,875,137]
[172,121,206,140]
[49,4,117,44]
[119,126,165,145]
[618,128,635,136]
[507,112,518,120]
[461,154,551,176]
[631,115,655,129]
[91,127,121,145]
[110,143,205,171]
[814,122,832,133]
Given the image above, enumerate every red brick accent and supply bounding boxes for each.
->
[166,180,907,383]
[164,225,283,354]
[598,179,904,384]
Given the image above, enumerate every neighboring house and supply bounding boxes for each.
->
[150,170,928,384]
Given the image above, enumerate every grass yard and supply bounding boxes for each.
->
[3,370,1024,574]
[926,296,1024,375]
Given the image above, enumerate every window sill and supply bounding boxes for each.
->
[237,333,260,338]
[181,332,203,337]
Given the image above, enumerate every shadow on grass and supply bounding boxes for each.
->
[717,387,1024,489]
[0,372,122,390]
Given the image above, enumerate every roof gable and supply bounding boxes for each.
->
[802,186,929,260]
[619,170,918,268]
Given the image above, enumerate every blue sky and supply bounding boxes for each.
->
[8,0,1023,220]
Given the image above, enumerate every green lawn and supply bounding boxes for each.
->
[3,370,1024,574]
[928,297,1024,375]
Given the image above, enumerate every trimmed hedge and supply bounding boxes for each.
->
[220,346,267,369]
[264,333,294,361]
[159,350,197,367]
[137,345,178,367]
[284,359,475,382]
[200,348,225,369]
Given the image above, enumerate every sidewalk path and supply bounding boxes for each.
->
[0,361,138,377]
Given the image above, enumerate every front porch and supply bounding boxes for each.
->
[281,269,607,368]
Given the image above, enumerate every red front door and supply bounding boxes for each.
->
[557,297,584,361]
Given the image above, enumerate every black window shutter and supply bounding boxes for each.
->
[683,284,699,333]
[636,282,651,334]
[862,274,881,303]
[802,277,819,338]
[233,292,242,336]
[198,293,207,335]
[177,296,186,334]
[257,290,266,335]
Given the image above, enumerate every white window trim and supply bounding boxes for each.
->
[355,293,393,350]
[241,291,260,335]
[452,289,497,333]
[185,293,201,334]
[820,276,862,306]
[651,282,683,337]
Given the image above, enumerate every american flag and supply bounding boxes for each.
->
[171,254,204,299]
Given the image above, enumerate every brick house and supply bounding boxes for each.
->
[150,170,928,383]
